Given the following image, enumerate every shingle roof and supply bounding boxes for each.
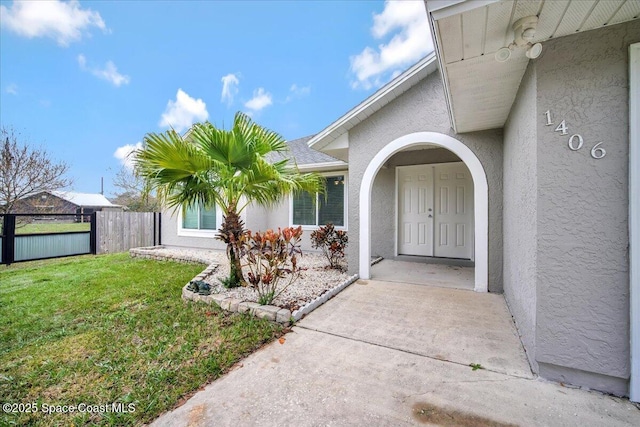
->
[50,191,116,207]
[268,135,343,166]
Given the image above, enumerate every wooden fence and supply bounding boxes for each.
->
[95,211,160,254]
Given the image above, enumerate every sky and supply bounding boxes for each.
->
[0,0,433,197]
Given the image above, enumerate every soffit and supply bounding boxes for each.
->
[427,0,640,133]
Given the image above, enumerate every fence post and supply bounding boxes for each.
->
[153,212,157,246]
[2,215,16,265]
[158,212,162,246]
[90,212,97,255]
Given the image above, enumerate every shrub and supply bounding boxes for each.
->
[310,223,347,271]
[239,226,304,305]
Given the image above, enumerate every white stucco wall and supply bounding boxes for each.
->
[347,72,504,292]
[532,21,640,396]
[503,61,538,373]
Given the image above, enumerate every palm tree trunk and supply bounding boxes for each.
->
[218,207,246,286]
[228,241,244,284]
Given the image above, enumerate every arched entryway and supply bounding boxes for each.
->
[359,132,489,292]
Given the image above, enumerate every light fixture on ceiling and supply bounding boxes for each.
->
[495,47,511,62]
[526,42,543,59]
[495,15,543,62]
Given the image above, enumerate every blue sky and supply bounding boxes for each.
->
[0,0,432,197]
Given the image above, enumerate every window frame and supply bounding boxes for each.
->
[289,171,348,231]
[177,202,223,237]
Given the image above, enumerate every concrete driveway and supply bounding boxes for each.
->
[151,280,640,426]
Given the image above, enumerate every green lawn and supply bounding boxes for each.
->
[0,253,282,426]
[15,222,91,234]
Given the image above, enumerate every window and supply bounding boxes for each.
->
[292,174,346,228]
[182,203,217,230]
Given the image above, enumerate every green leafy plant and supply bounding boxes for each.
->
[240,226,304,305]
[219,273,241,289]
[469,363,484,371]
[310,223,348,271]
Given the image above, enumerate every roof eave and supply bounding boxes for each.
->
[427,8,458,134]
[296,161,348,172]
[309,53,438,151]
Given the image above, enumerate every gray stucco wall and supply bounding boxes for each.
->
[503,62,538,372]
[160,207,226,251]
[371,168,396,259]
[162,198,324,254]
[533,21,639,396]
[258,198,323,253]
[347,72,504,292]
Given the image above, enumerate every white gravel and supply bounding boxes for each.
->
[200,251,349,312]
[135,246,349,312]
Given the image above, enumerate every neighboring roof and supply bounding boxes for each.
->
[308,53,439,151]
[426,0,640,133]
[268,135,346,168]
[50,191,117,207]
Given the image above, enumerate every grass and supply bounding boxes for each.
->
[0,253,282,426]
[15,222,91,234]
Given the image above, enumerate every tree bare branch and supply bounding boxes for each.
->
[0,126,72,214]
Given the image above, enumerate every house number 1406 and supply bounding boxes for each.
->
[543,110,606,159]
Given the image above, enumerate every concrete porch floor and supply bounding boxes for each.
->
[151,280,640,426]
[371,258,474,290]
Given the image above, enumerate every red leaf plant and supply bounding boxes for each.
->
[239,226,304,305]
[310,223,348,271]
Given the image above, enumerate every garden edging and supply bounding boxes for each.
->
[131,245,360,324]
[291,274,358,321]
[181,272,359,324]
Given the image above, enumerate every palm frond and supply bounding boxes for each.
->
[135,113,324,216]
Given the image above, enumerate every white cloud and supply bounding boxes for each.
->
[244,88,272,112]
[114,142,143,170]
[78,54,130,87]
[77,53,87,67]
[0,0,107,47]
[6,83,18,95]
[221,73,239,106]
[159,89,209,132]
[285,84,311,102]
[350,0,433,90]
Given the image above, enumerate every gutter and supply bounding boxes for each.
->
[296,161,348,172]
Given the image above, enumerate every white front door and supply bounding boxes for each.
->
[398,162,474,259]
[433,163,474,259]
[398,165,434,256]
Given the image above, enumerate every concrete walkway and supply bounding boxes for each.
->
[371,259,475,290]
[151,280,640,427]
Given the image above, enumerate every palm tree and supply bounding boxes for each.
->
[134,112,324,285]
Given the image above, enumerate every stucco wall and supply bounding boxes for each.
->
[534,21,639,395]
[160,207,225,250]
[347,72,504,292]
[503,61,538,372]
[161,199,323,253]
[371,168,395,259]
